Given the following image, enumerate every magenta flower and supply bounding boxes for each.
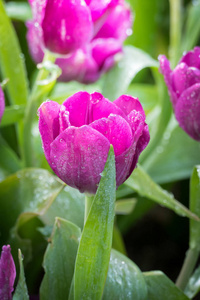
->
[159,47,200,141]
[0,245,16,300]
[27,0,133,83]
[38,92,150,193]
[28,0,93,55]
[0,86,5,123]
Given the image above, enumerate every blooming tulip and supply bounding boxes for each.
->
[38,92,150,193]
[159,47,200,141]
[0,86,5,123]
[27,0,133,83]
[0,245,16,300]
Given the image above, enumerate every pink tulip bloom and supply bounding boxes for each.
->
[38,92,150,193]
[27,0,133,83]
[159,47,200,141]
[0,86,5,123]
[0,245,16,300]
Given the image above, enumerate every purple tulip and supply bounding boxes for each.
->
[0,86,5,123]
[27,0,133,83]
[159,47,200,141]
[38,92,150,193]
[0,245,16,300]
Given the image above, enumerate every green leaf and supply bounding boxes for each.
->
[102,46,158,101]
[5,1,32,22]
[0,168,64,244]
[74,146,116,300]
[0,105,25,127]
[115,198,137,215]
[189,165,200,250]
[40,185,85,230]
[127,83,158,114]
[144,271,190,299]
[181,0,200,52]
[0,135,22,181]
[125,164,199,221]
[0,0,28,105]
[13,249,29,300]
[143,116,200,184]
[185,265,200,298]
[40,218,81,300]
[103,249,147,299]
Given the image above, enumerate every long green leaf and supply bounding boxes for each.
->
[74,146,116,300]
[189,165,200,250]
[40,218,81,300]
[102,46,158,101]
[13,249,29,300]
[0,0,28,105]
[125,164,199,220]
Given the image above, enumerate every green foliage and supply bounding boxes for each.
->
[74,146,116,300]
[144,271,190,299]
[13,249,29,300]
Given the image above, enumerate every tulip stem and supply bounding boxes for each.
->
[84,194,95,224]
[176,247,199,290]
[22,51,56,167]
[169,0,182,67]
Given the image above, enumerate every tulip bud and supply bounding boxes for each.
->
[38,92,149,193]
[0,245,16,300]
[159,47,200,141]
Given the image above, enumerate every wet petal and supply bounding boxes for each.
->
[94,2,133,42]
[89,114,133,156]
[42,0,93,55]
[114,95,144,116]
[63,91,126,126]
[38,101,60,161]
[171,63,200,98]
[175,83,200,141]
[91,38,122,70]
[26,21,44,64]
[159,54,178,107]
[50,125,110,193]
[180,47,200,68]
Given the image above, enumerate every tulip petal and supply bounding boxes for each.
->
[94,2,133,42]
[91,38,122,70]
[26,21,44,64]
[0,245,16,300]
[171,63,200,98]
[38,101,61,161]
[114,94,144,116]
[57,48,98,83]
[50,125,110,193]
[42,0,93,55]
[89,114,132,156]
[175,83,200,141]
[180,47,200,68]
[63,91,126,126]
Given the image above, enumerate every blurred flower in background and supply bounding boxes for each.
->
[0,86,5,123]
[159,47,200,141]
[38,92,149,193]
[27,0,133,83]
[0,245,16,300]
